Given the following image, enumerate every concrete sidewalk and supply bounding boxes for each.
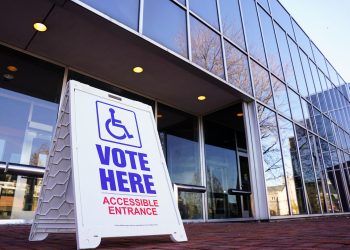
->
[1,216,350,249]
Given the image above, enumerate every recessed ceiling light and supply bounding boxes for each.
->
[33,22,47,32]
[236,113,244,117]
[3,74,14,80]
[6,65,18,72]
[197,95,206,101]
[133,66,143,73]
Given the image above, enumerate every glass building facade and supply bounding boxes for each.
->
[0,0,350,223]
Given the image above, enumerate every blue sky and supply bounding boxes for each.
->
[279,0,350,83]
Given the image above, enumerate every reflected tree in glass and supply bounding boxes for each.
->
[251,60,274,108]
[224,41,252,95]
[257,104,289,216]
[190,16,224,79]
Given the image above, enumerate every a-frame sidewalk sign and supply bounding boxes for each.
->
[29,80,187,249]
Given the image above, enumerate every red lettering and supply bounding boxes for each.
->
[103,196,110,205]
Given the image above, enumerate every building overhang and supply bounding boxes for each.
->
[0,0,251,115]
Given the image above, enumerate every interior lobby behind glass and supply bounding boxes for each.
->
[0,45,64,220]
[204,104,251,219]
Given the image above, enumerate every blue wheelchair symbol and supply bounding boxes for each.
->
[105,108,134,140]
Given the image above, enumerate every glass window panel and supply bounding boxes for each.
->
[323,116,335,144]
[178,191,203,220]
[313,108,326,139]
[0,46,64,167]
[157,103,201,186]
[143,0,187,58]
[271,76,291,118]
[278,116,307,214]
[224,41,252,95]
[189,0,219,29]
[190,16,224,79]
[311,42,328,76]
[299,50,316,98]
[288,89,304,126]
[326,61,339,86]
[288,37,309,97]
[309,61,322,93]
[274,23,297,90]
[314,136,333,212]
[257,0,270,12]
[0,173,42,219]
[300,99,312,131]
[258,6,284,80]
[295,125,321,214]
[219,0,245,50]
[330,148,350,211]
[308,103,317,133]
[292,19,312,57]
[269,0,294,38]
[257,105,289,216]
[240,0,267,66]
[80,0,139,30]
[309,134,328,213]
[251,60,274,108]
[325,79,334,111]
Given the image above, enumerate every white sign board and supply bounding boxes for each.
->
[29,81,187,249]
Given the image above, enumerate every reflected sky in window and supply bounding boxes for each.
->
[80,0,139,30]
[144,0,187,58]
[189,0,219,29]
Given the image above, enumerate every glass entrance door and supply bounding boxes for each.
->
[204,104,252,220]
[238,153,252,218]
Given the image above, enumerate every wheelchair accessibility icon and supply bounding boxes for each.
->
[96,101,142,148]
[105,108,134,140]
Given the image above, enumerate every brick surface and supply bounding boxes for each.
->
[1,216,350,249]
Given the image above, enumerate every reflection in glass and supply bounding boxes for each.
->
[278,116,307,214]
[330,147,350,211]
[309,135,327,213]
[315,137,333,213]
[313,108,326,139]
[258,6,283,80]
[311,43,328,76]
[224,41,252,95]
[269,0,294,38]
[274,23,297,90]
[190,16,224,79]
[178,191,203,220]
[300,99,312,131]
[321,140,341,212]
[299,50,317,103]
[251,60,274,108]
[288,37,309,97]
[0,89,57,167]
[157,103,200,186]
[288,89,304,126]
[292,20,312,57]
[219,0,245,49]
[295,126,321,214]
[204,104,251,219]
[80,0,139,30]
[0,173,42,220]
[240,0,267,66]
[271,77,291,118]
[189,0,219,29]
[143,0,187,58]
[257,105,289,216]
